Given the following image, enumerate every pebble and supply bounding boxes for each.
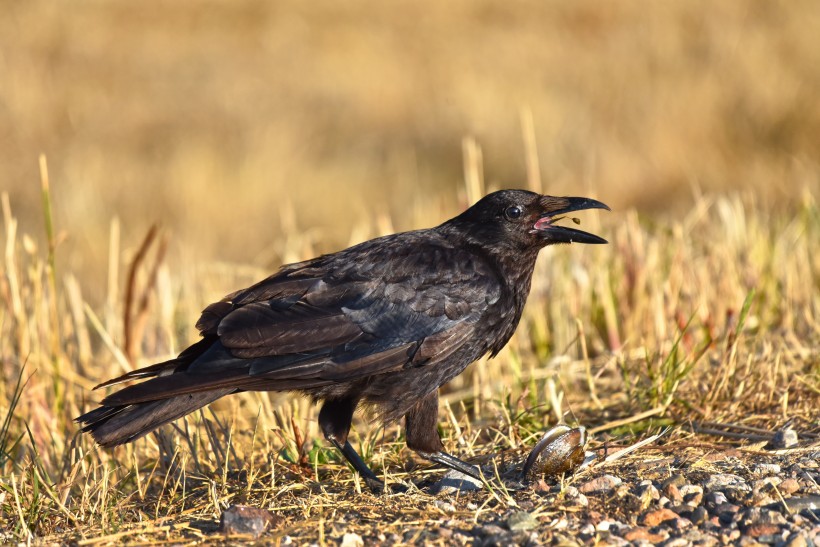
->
[563,485,589,507]
[340,533,364,547]
[507,511,539,532]
[579,523,595,536]
[433,468,483,494]
[661,474,687,489]
[579,474,622,494]
[752,463,781,476]
[596,520,619,532]
[636,482,660,509]
[781,495,820,513]
[703,473,747,491]
[779,478,800,495]
[752,477,782,493]
[640,508,678,526]
[679,484,703,497]
[690,506,709,525]
[622,527,666,543]
[746,508,787,526]
[664,483,684,504]
[770,428,798,449]
[219,505,283,538]
[433,499,456,513]
[705,491,728,507]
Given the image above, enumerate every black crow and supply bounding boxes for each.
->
[77,189,608,492]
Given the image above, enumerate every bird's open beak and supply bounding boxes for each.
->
[533,197,610,244]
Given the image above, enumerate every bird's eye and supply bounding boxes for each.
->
[504,205,523,220]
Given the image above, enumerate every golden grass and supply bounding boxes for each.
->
[1,172,817,542]
[1,0,819,543]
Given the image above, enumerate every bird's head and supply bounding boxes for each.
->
[449,189,610,250]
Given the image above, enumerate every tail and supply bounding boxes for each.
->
[76,388,233,447]
[76,335,236,447]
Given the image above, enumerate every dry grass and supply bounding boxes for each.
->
[1,172,817,543]
[1,0,819,544]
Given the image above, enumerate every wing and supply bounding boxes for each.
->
[101,239,501,405]
[213,241,500,376]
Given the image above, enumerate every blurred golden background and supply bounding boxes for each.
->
[3,0,818,302]
[1,4,819,539]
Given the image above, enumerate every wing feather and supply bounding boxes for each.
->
[178,242,501,388]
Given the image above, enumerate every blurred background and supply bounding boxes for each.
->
[1,0,818,301]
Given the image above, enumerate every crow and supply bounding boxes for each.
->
[77,189,608,492]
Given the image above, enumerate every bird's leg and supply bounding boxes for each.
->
[405,391,482,481]
[318,397,385,494]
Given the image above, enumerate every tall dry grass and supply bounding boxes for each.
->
[1,162,817,541]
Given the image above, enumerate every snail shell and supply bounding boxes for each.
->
[522,425,587,480]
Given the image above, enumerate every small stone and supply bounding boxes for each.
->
[745,524,781,538]
[668,504,693,517]
[622,527,666,543]
[531,479,551,493]
[739,507,771,525]
[770,428,798,449]
[703,473,746,491]
[433,468,483,494]
[661,474,687,489]
[574,493,589,507]
[691,506,708,524]
[716,503,741,525]
[640,508,678,526]
[340,533,364,547]
[722,529,742,543]
[579,523,595,536]
[752,463,781,476]
[579,474,622,494]
[636,482,660,508]
[563,486,589,507]
[781,496,820,513]
[705,491,728,507]
[433,500,456,513]
[663,538,690,547]
[671,517,692,530]
[779,478,800,495]
[507,511,539,532]
[477,524,506,537]
[664,483,684,504]
[219,505,282,538]
[679,484,703,498]
[753,477,782,493]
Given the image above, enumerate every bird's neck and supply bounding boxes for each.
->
[478,244,541,356]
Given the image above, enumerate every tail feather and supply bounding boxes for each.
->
[94,336,216,389]
[76,388,233,447]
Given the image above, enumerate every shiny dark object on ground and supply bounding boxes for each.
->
[77,189,608,493]
[521,425,587,480]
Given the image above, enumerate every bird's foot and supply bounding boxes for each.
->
[419,450,484,482]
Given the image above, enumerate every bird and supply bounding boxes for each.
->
[77,189,609,492]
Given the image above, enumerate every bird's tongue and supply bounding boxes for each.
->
[533,216,557,231]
